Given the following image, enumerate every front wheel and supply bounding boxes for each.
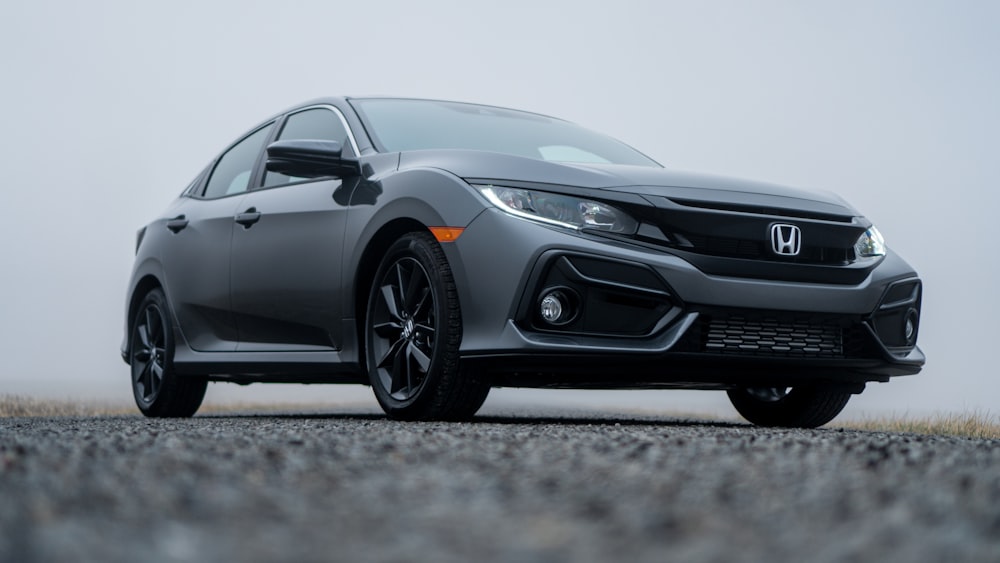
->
[129,288,207,417]
[364,232,489,421]
[727,386,852,428]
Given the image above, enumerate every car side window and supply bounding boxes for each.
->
[263,108,354,188]
[202,123,275,199]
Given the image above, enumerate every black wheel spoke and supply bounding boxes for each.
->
[134,358,149,386]
[141,361,154,399]
[145,308,162,342]
[412,288,431,319]
[134,342,152,363]
[136,324,148,349]
[394,263,407,308]
[390,343,407,394]
[403,266,424,312]
[150,360,163,393]
[377,338,406,370]
[400,351,417,397]
[408,341,431,373]
[380,284,402,322]
[373,321,403,339]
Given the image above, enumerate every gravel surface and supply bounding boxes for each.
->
[2,409,999,563]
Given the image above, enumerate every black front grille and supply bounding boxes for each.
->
[682,234,763,258]
[614,201,880,284]
[702,316,844,358]
[627,199,864,268]
[677,233,852,264]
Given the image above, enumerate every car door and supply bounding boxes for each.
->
[229,106,358,351]
[157,122,274,351]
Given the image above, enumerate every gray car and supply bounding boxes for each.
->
[122,97,924,427]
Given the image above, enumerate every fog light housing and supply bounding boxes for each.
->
[538,288,577,326]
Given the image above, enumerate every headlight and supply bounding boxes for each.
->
[476,185,638,234]
[854,226,886,260]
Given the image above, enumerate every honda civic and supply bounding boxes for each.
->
[122,97,923,427]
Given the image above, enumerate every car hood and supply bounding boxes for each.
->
[397,149,859,219]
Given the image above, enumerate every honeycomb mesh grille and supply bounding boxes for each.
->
[703,316,844,358]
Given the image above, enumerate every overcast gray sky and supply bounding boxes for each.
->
[1,0,997,417]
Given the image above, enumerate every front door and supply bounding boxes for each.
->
[228,106,358,351]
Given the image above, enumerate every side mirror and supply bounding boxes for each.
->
[265,139,360,178]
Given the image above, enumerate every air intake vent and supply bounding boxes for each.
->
[703,316,844,358]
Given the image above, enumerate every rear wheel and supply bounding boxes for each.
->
[364,232,489,420]
[129,288,207,417]
[727,386,851,428]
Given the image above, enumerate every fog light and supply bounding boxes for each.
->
[539,289,576,326]
[540,293,565,323]
[904,309,919,344]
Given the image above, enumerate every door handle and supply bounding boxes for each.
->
[166,215,188,233]
[235,207,261,227]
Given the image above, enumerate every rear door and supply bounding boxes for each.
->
[229,107,358,351]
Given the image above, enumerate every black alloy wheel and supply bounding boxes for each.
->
[371,254,437,402]
[365,232,489,420]
[129,288,207,417]
[727,385,852,428]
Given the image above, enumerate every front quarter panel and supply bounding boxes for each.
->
[342,164,489,322]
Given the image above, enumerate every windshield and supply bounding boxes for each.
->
[350,98,660,167]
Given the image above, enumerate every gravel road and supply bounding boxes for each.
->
[1,408,998,563]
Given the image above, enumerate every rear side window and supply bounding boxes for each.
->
[263,108,354,188]
[202,123,274,198]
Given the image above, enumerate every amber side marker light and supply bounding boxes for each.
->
[429,227,465,242]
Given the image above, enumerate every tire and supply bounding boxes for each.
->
[727,386,851,428]
[129,288,207,417]
[364,232,490,421]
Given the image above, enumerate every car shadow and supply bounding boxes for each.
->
[199,410,747,429]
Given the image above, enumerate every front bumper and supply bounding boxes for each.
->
[446,209,924,388]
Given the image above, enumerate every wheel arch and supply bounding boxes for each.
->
[345,170,485,369]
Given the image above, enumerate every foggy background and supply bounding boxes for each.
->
[1,1,997,418]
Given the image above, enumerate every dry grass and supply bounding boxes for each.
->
[0,394,134,418]
[835,411,1000,440]
[2,394,998,439]
[0,394,350,418]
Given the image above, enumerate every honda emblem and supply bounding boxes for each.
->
[770,224,802,256]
